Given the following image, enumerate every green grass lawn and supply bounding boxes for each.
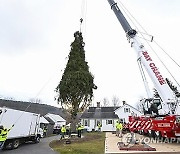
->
[50,132,105,154]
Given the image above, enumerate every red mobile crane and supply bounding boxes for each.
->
[107,0,180,138]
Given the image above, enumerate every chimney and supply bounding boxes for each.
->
[97,102,100,108]
[122,101,126,105]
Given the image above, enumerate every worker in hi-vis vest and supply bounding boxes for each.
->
[97,123,102,132]
[117,121,123,137]
[0,125,14,150]
[115,120,119,136]
[60,125,66,139]
[77,123,84,138]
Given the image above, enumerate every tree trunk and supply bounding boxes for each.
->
[70,103,79,133]
[70,118,77,133]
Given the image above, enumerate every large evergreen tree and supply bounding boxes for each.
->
[153,78,180,98]
[55,31,97,130]
[166,78,180,98]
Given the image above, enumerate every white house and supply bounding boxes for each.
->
[80,102,142,131]
[80,102,119,132]
[115,102,142,123]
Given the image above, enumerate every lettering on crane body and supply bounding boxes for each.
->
[157,123,171,127]
[142,51,166,85]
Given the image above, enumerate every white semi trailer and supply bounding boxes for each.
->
[0,107,42,150]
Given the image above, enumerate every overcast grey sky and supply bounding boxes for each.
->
[0,0,180,107]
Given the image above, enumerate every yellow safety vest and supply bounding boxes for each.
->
[117,123,123,130]
[80,125,84,130]
[98,124,102,128]
[43,128,47,132]
[61,127,66,133]
[115,122,119,128]
[77,125,83,130]
[0,129,8,142]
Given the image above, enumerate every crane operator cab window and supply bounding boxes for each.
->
[153,99,162,110]
[143,98,162,115]
[150,98,162,115]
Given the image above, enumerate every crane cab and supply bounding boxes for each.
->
[141,98,162,115]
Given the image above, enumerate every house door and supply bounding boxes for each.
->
[95,119,101,130]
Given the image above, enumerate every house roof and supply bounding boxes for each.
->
[45,113,66,122]
[81,107,119,119]
[114,103,141,113]
[0,99,66,118]
[40,116,49,124]
[44,116,55,125]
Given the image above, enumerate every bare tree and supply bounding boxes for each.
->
[4,97,15,101]
[112,95,120,107]
[29,98,42,104]
[103,97,109,107]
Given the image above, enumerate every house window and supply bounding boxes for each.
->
[83,119,89,126]
[124,108,130,113]
[106,120,112,125]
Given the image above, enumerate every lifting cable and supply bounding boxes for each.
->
[1,62,66,129]
[117,0,148,36]
[117,0,153,43]
[137,58,152,98]
[117,0,180,90]
[0,2,88,128]
[79,0,87,40]
[153,40,180,88]
[137,37,180,91]
[7,76,53,129]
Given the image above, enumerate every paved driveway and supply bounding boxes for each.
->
[1,135,60,154]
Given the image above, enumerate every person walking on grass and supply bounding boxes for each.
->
[60,125,66,139]
[98,122,102,132]
[77,123,84,138]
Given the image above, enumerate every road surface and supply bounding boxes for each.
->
[1,135,59,154]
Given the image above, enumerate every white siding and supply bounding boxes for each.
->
[81,105,141,132]
[101,119,116,131]
[81,118,118,132]
[87,119,94,131]
[115,104,142,123]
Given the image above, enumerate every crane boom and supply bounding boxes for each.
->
[107,0,136,38]
[107,0,177,114]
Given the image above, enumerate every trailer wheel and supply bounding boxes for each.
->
[13,139,20,149]
[4,141,14,150]
[34,136,40,143]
